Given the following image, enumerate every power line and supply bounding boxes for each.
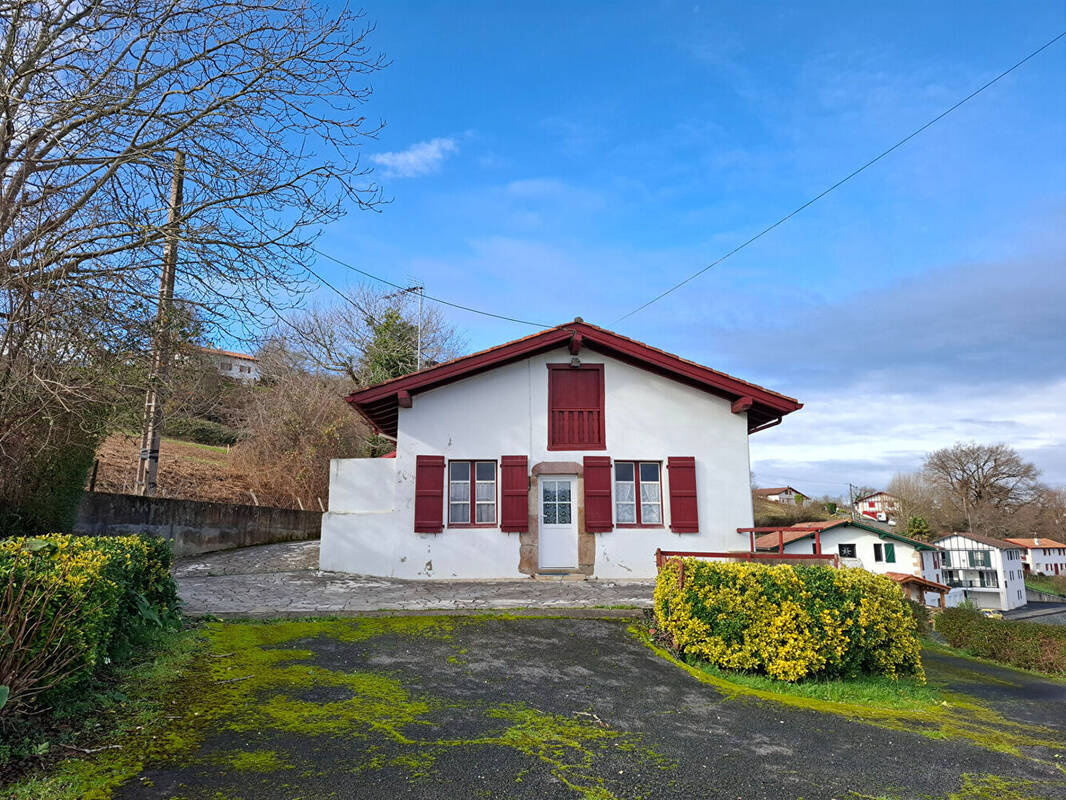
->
[310,247,552,328]
[616,30,1066,322]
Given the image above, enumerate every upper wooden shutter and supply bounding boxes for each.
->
[667,457,699,533]
[548,365,605,450]
[583,456,613,532]
[500,456,529,532]
[414,455,445,533]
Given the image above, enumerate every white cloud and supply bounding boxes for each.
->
[370,138,458,178]
[750,378,1066,497]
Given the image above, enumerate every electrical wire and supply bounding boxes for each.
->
[310,247,552,328]
[616,30,1066,322]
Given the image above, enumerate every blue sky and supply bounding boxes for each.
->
[313,1,1066,498]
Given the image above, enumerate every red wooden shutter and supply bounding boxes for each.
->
[500,456,529,532]
[667,457,699,533]
[414,455,445,533]
[583,456,613,532]
[548,365,605,450]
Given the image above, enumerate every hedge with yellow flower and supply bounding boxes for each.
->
[0,534,179,716]
[654,560,924,682]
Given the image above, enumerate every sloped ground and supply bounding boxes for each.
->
[91,432,257,506]
[34,617,1066,800]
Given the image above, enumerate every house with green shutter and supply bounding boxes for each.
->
[318,319,802,580]
[753,519,949,606]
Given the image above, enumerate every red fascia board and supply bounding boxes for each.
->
[345,322,802,433]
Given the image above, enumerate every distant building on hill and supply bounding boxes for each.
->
[1003,537,1066,576]
[854,490,899,522]
[196,346,259,382]
[753,486,809,505]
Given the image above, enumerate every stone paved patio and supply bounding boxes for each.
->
[175,540,654,617]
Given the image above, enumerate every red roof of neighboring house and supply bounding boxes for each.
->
[754,519,939,551]
[1003,537,1066,550]
[345,320,802,437]
[196,345,258,362]
[883,571,951,593]
[854,491,898,504]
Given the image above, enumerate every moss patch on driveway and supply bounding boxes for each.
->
[7,616,1066,800]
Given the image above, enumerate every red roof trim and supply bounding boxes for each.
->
[345,321,802,437]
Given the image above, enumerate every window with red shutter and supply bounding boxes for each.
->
[414,455,445,533]
[667,457,699,533]
[500,456,529,532]
[583,456,613,532]
[548,364,605,450]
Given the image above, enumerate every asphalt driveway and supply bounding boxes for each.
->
[107,617,1066,800]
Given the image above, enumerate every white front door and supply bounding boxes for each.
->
[538,476,578,571]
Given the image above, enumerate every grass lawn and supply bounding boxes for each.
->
[1026,574,1066,598]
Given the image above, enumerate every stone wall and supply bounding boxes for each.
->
[75,492,321,557]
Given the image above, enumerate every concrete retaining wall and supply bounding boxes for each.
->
[1027,588,1066,604]
[75,492,321,557]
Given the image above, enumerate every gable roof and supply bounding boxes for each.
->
[345,320,802,437]
[1003,537,1066,550]
[884,572,951,593]
[854,491,897,503]
[754,486,808,498]
[754,519,940,551]
[933,531,1015,550]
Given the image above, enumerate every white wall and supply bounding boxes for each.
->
[769,525,924,577]
[320,347,756,579]
[1028,546,1066,576]
[936,534,1026,611]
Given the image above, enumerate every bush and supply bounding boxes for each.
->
[0,534,180,717]
[164,415,241,446]
[935,606,1066,675]
[654,560,924,682]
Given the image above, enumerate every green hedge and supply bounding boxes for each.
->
[935,606,1066,675]
[164,415,240,446]
[654,560,924,682]
[0,534,180,717]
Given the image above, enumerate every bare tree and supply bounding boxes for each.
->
[0,1,386,519]
[922,442,1043,535]
[231,341,371,507]
[278,284,465,383]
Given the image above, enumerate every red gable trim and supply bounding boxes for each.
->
[345,321,802,437]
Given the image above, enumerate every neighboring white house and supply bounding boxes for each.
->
[1003,537,1066,576]
[319,320,803,580]
[934,532,1027,611]
[854,491,899,522]
[197,346,259,382]
[752,519,951,606]
[753,486,809,505]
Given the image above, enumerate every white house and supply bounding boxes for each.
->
[753,486,809,505]
[854,491,899,522]
[934,532,1027,611]
[196,346,259,382]
[752,519,951,606]
[319,320,803,580]
[1003,537,1066,576]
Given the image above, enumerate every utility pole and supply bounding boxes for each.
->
[136,151,185,496]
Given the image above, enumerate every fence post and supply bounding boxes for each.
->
[88,458,99,492]
[655,548,662,570]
